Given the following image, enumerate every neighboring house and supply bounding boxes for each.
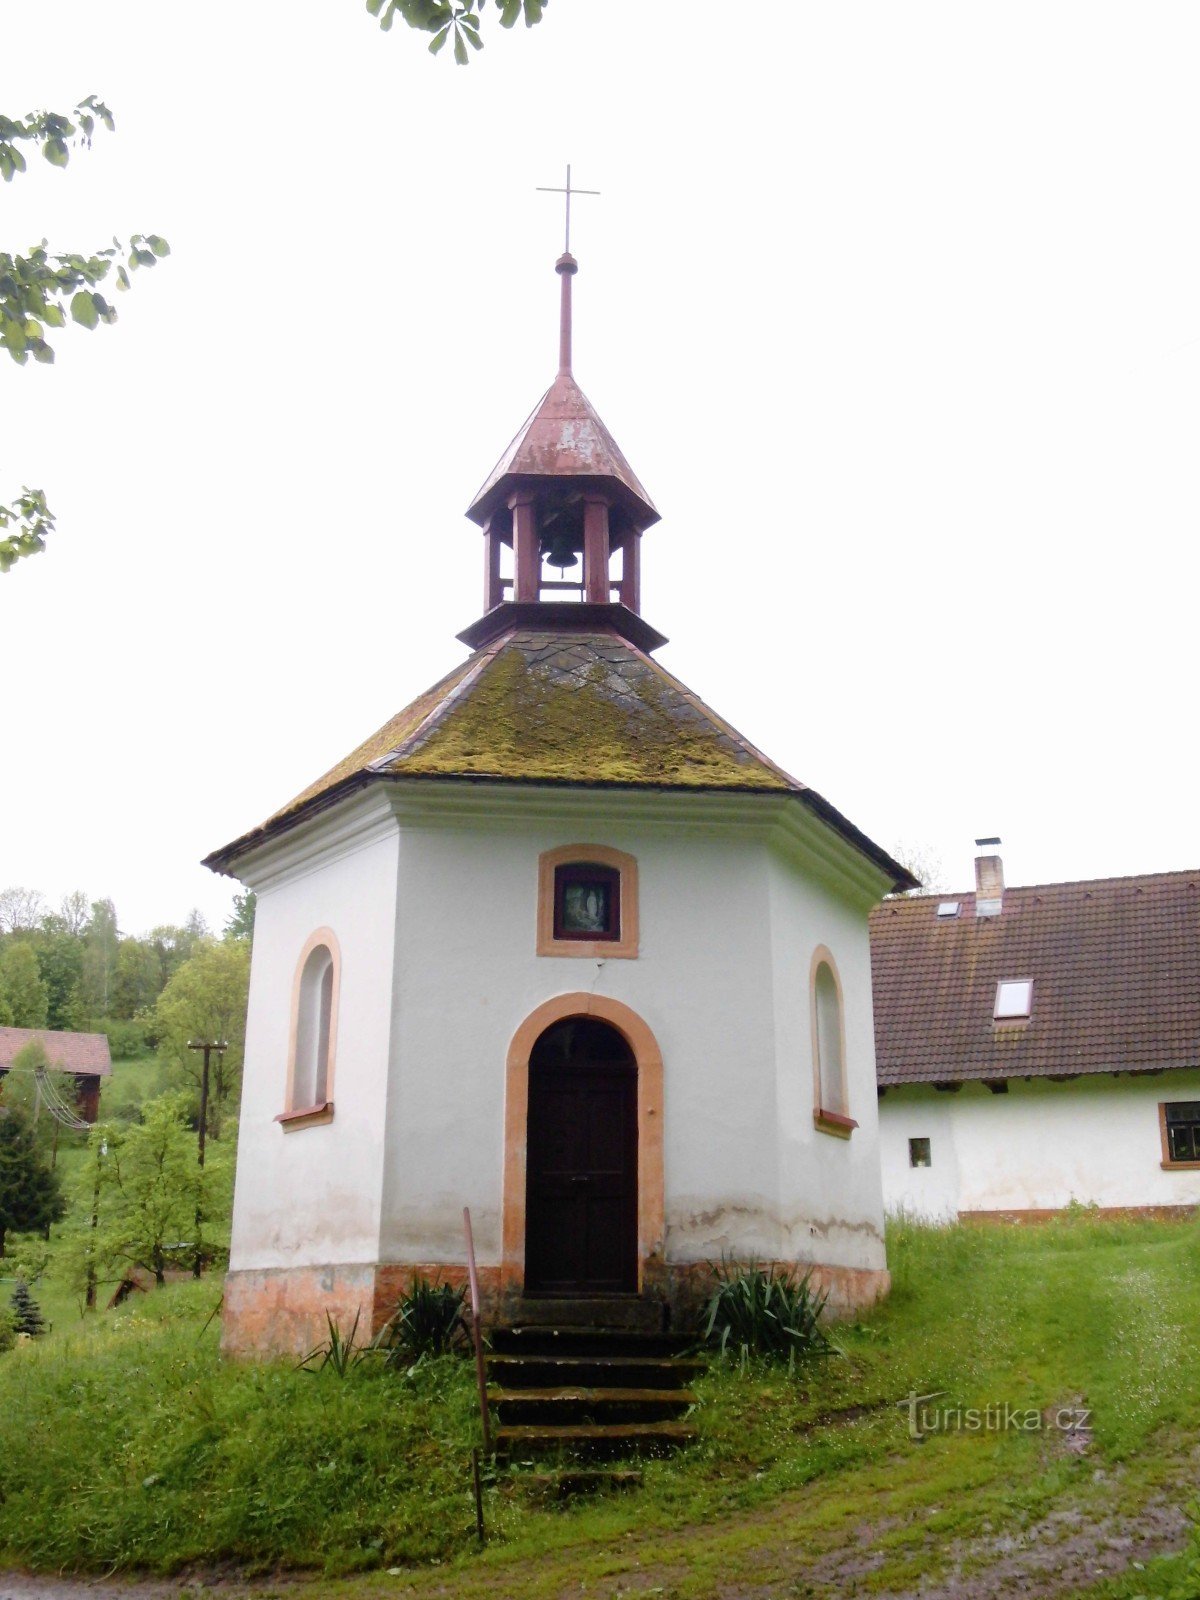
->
[204,243,915,1358]
[0,1026,112,1123]
[871,843,1200,1219]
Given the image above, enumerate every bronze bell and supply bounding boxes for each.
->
[543,531,580,571]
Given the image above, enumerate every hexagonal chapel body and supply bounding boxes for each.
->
[205,247,915,1357]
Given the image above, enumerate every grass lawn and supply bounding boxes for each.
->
[1,1215,1198,1597]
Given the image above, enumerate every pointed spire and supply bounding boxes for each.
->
[556,250,577,375]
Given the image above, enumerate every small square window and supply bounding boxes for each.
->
[936,901,961,918]
[553,863,621,941]
[1164,1102,1200,1165]
[909,1137,932,1168]
[994,979,1033,1020]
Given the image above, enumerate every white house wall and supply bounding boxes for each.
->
[879,1071,1200,1218]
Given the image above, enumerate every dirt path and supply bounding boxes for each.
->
[2,1450,1194,1600]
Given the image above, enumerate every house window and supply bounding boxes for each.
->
[909,1137,932,1168]
[278,928,340,1129]
[537,845,639,958]
[1161,1102,1200,1167]
[810,948,857,1138]
[994,979,1033,1021]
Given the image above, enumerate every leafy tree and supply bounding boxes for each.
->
[366,0,547,63]
[74,898,119,1021]
[112,938,162,1021]
[148,912,209,986]
[0,942,49,1028]
[1,99,168,571]
[69,1096,229,1287]
[31,928,84,1030]
[58,890,90,937]
[0,1106,64,1257]
[155,942,250,1136]
[223,891,256,943]
[0,887,46,934]
[9,1280,47,1337]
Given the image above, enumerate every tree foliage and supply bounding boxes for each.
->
[155,941,250,1136]
[65,1098,230,1289]
[0,942,49,1029]
[366,0,547,63]
[1,97,168,572]
[0,1107,64,1257]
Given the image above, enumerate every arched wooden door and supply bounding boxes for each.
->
[524,1017,638,1295]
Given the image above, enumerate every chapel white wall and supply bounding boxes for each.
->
[376,797,887,1277]
[228,818,399,1273]
[879,1071,1200,1217]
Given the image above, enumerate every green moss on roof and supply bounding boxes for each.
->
[269,626,791,828]
[398,638,791,788]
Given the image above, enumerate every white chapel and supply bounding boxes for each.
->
[206,235,915,1356]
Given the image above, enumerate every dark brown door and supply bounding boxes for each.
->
[525,1018,638,1295]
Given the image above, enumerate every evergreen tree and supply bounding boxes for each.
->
[0,1107,64,1257]
[9,1279,46,1337]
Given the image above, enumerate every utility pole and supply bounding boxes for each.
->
[187,1040,227,1279]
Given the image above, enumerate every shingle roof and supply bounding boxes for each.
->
[0,1027,112,1077]
[466,373,658,529]
[870,870,1200,1086]
[204,623,915,892]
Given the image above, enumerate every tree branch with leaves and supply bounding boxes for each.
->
[366,0,547,64]
[1,97,168,572]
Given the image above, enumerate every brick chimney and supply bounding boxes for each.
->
[975,837,1004,918]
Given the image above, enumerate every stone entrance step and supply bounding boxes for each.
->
[486,1313,704,1461]
[508,1295,666,1331]
[495,1421,698,1460]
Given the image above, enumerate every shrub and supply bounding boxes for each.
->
[99,1016,154,1060]
[380,1274,467,1365]
[702,1259,834,1368]
[0,1307,13,1355]
[10,1280,47,1338]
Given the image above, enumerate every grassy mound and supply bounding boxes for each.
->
[2,1215,1199,1585]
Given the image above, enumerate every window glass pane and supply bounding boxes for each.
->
[995,980,1033,1019]
[909,1137,931,1168]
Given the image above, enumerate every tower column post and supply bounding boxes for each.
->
[618,529,642,614]
[511,491,540,602]
[482,516,504,611]
[583,494,611,604]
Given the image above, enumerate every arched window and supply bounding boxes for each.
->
[811,948,856,1138]
[279,929,340,1128]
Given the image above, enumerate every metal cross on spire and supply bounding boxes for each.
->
[536,164,600,255]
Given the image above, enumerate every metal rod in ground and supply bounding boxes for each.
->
[188,1040,227,1279]
[463,1206,492,1455]
[471,1448,485,1544]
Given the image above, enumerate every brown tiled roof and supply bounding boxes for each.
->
[204,623,916,893]
[870,870,1200,1086]
[0,1027,112,1077]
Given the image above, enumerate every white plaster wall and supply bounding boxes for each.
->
[879,1072,1200,1216]
[228,803,400,1272]
[378,810,783,1267]
[769,853,888,1272]
[376,790,888,1276]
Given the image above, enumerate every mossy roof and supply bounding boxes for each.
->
[205,624,914,890]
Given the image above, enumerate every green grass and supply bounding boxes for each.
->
[1,1215,1198,1590]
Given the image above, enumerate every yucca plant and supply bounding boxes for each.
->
[297,1310,372,1377]
[379,1274,468,1365]
[702,1259,835,1371]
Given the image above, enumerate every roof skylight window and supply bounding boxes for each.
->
[937,901,960,918]
[994,979,1033,1021]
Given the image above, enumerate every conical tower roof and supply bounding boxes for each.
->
[465,250,658,531]
[467,369,658,529]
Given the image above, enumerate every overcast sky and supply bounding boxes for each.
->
[4,1,1199,934]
